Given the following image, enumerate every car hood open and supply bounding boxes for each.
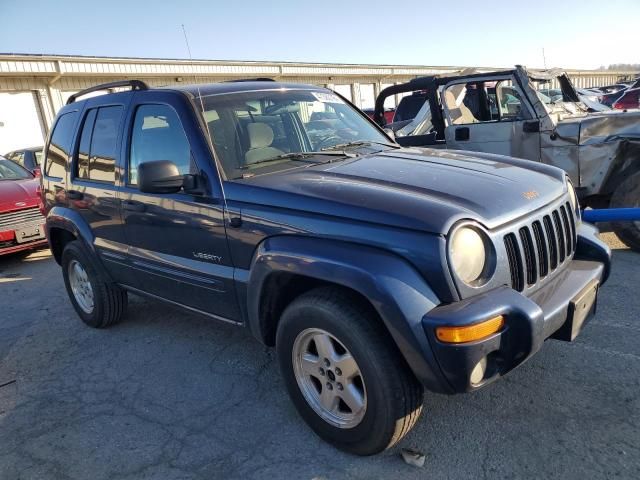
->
[230,148,567,234]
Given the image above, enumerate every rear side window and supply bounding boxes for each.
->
[128,104,193,185]
[76,106,123,183]
[45,111,78,178]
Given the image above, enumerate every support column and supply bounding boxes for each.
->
[34,88,55,134]
[351,83,361,108]
[46,82,65,115]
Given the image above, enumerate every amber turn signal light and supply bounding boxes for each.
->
[435,315,505,344]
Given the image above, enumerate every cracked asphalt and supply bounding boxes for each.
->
[0,233,638,480]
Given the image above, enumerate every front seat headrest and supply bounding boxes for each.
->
[247,123,275,149]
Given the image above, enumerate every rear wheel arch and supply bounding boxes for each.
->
[46,207,97,264]
[49,227,77,264]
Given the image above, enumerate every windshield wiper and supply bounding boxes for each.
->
[321,140,400,151]
[241,150,356,169]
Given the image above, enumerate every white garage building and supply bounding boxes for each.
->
[0,53,636,154]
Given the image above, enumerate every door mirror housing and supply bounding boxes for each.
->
[138,160,185,194]
[523,120,540,133]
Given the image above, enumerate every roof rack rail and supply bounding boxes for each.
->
[223,78,276,83]
[66,80,149,104]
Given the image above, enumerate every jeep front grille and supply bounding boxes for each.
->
[0,207,43,231]
[504,202,577,292]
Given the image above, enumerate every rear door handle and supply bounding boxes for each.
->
[67,190,84,200]
[122,200,146,212]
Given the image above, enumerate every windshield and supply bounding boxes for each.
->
[199,89,390,179]
[0,159,32,180]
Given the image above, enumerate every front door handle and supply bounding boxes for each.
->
[122,200,146,212]
[67,190,84,200]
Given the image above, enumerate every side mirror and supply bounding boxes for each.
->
[383,128,396,142]
[138,160,185,194]
[523,120,540,133]
[32,167,42,178]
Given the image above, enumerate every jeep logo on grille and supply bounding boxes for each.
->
[522,190,539,200]
[14,202,27,207]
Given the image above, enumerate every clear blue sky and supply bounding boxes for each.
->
[1,0,637,68]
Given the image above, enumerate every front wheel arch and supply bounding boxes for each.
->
[245,236,450,393]
[257,271,381,347]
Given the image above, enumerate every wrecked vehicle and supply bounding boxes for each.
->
[374,66,640,250]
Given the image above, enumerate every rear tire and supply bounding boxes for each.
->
[610,172,640,252]
[276,287,423,455]
[61,240,127,328]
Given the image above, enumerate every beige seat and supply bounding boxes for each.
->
[444,90,477,125]
[245,123,284,165]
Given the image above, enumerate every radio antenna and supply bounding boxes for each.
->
[181,24,233,225]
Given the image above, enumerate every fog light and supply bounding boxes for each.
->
[435,315,505,344]
[470,357,487,385]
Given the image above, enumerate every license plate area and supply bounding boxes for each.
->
[553,280,599,342]
[15,224,45,244]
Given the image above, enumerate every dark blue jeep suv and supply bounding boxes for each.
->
[41,79,611,455]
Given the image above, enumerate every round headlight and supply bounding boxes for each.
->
[449,226,488,285]
[567,181,580,216]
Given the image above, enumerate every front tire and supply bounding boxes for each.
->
[61,240,127,328]
[610,172,640,252]
[276,287,423,455]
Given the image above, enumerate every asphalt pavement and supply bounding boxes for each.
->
[0,233,638,479]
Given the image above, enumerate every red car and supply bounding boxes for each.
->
[362,108,395,124]
[0,157,47,256]
[612,88,640,110]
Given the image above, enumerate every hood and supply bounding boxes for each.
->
[229,148,566,234]
[555,109,640,145]
[0,178,40,213]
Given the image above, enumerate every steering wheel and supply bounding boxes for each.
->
[315,135,345,150]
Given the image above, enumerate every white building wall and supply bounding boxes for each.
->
[0,92,46,152]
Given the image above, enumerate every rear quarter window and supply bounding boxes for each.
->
[45,111,79,178]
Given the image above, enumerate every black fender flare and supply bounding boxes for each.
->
[46,206,96,254]
[44,206,115,276]
[246,235,452,393]
[575,222,612,284]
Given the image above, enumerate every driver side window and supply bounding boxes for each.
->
[443,83,485,125]
[129,104,194,186]
[494,81,532,121]
[443,80,533,125]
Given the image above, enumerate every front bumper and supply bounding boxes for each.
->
[0,224,48,256]
[421,223,610,393]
